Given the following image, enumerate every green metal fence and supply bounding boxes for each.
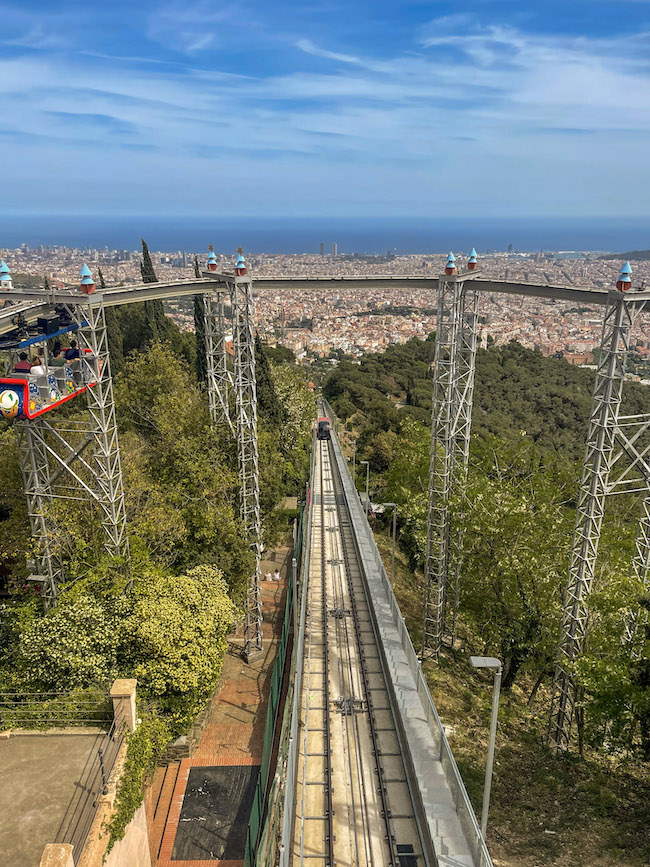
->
[244,504,307,867]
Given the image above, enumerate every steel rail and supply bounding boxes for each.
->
[320,440,336,867]
[329,439,400,867]
[323,442,371,866]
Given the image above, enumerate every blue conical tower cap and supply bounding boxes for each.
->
[80,263,92,277]
[0,259,10,274]
[236,252,246,265]
[207,250,217,261]
[447,252,456,262]
[620,261,632,276]
[81,275,94,285]
[469,248,477,259]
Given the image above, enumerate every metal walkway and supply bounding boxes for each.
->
[282,418,492,867]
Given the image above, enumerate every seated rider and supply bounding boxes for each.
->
[64,340,80,361]
[30,351,46,376]
[50,341,66,367]
[14,352,31,372]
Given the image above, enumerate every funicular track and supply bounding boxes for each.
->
[292,437,424,866]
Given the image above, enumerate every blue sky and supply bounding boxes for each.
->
[3,0,650,217]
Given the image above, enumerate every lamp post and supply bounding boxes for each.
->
[470,656,502,839]
[351,439,356,480]
[360,460,370,518]
[383,503,398,586]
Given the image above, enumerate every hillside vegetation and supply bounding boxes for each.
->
[324,337,650,865]
[0,302,314,842]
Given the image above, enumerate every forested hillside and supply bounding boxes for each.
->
[324,336,650,865]
[0,298,314,847]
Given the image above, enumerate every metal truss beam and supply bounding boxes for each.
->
[549,292,645,752]
[230,274,263,660]
[204,292,235,436]
[448,284,480,642]
[423,272,479,658]
[15,419,61,608]
[64,300,130,564]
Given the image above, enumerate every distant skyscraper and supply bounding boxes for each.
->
[320,242,325,256]
[332,242,338,257]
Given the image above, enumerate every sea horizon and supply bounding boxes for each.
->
[1,215,649,256]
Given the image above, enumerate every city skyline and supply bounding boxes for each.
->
[3,1,650,218]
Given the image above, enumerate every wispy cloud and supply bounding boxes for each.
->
[1,0,650,216]
[296,38,363,65]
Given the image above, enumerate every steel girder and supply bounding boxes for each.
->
[549,292,645,752]
[66,301,130,562]
[448,284,480,643]
[230,275,263,660]
[422,273,480,658]
[14,299,129,604]
[15,419,61,608]
[204,292,235,436]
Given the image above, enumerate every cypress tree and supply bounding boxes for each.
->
[194,254,201,279]
[140,238,168,343]
[194,294,207,386]
[140,238,158,284]
[43,276,50,291]
[255,335,284,426]
[97,267,106,290]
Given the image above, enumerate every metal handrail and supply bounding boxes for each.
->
[56,716,126,863]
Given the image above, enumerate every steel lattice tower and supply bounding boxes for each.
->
[67,299,130,561]
[204,291,235,436]
[15,419,61,607]
[625,494,650,647]
[448,283,480,641]
[231,254,263,660]
[549,290,644,752]
[13,292,130,604]
[422,260,480,657]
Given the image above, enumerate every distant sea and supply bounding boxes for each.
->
[2,215,649,255]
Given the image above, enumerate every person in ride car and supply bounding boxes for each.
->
[64,340,80,361]
[14,352,31,372]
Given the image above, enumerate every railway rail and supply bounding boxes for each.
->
[292,436,425,866]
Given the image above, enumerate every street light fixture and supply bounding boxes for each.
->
[351,438,357,480]
[470,655,502,840]
[360,460,370,518]
[383,502,398,586]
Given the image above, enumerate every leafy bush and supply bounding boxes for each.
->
[120,565,236,730]
[107,711,171,852]
[19,595,120,689]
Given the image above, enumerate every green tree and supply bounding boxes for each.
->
[194,294,207,386]
[120,565,235,725]
[140,238,158,284]
[256,336,284,427]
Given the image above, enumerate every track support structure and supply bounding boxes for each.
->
[14,298,130,604]
[549,291,645,752]
[230,264,263,661]
[204,291,235,436]
[422,269,480,658]
[15,418,61,608]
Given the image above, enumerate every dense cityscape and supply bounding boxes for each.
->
[4,242,650,368]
